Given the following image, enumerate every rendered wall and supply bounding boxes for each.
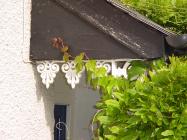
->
[0,0,99,139]
[0,0,52,139]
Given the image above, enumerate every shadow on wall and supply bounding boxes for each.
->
[32,65,100,140]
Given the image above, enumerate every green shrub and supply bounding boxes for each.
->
[119,0,187,34]
[86,57,187,139]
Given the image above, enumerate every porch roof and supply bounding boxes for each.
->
[30,0,175,61]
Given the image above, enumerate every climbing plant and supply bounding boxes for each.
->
[88,57,187,140]
[52,37,187,139]
[119,0,187,34]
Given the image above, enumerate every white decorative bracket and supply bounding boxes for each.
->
[36,60,132,89]
[96,61,111,74]
[111,61,130,78]
[37,62,59,89]
[61,61,84,89]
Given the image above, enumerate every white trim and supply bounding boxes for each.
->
[21,0,32,63]
[61,61,84,89]
[35,58,142,63]
[36,59,136,89]
[37,62,60,89]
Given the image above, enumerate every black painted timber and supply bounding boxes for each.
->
[30,0,171,61]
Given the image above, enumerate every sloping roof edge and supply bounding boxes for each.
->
[54,0,146,58]
[53,0,171,59]
[106,0,176,36]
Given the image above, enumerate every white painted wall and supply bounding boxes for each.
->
[0,0,53,139]
[0,1,99,139]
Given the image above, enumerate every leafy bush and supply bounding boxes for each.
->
[85,57,187,139]
[119,0,187,34]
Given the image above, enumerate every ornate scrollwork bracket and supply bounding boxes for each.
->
[96,61,111,74]
[61,61,84,89]
[37,62,59,89]
[36,60,132,89]
[111,61,131,78]
[96,61,130,78]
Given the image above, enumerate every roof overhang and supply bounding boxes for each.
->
[31,0,181,89]
[30,0,173,61]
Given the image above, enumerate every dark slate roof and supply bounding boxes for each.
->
[30,0,176,61]
[55,0,176,57]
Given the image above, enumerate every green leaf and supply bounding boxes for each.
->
[161,130,174,136]
[109,126,120,134]
[95,67,107,77]
[105,99,120,109]
[76,62,84,73]
[98,77,108,87]
[96,102,105,108]
[127,116,141,125]
[112,92,125,102]
[105,135,116,140]
[98,136,104,140]
[85,60,96,72]
[180,105,187,124]
[75,53,85,72]
[151,128,160,138]
[97,116,111,125]
[63,52,70,62]
[122,131,139,140]
[150,104,158,113]
[75,52,84,63]
[128,60,147,80]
